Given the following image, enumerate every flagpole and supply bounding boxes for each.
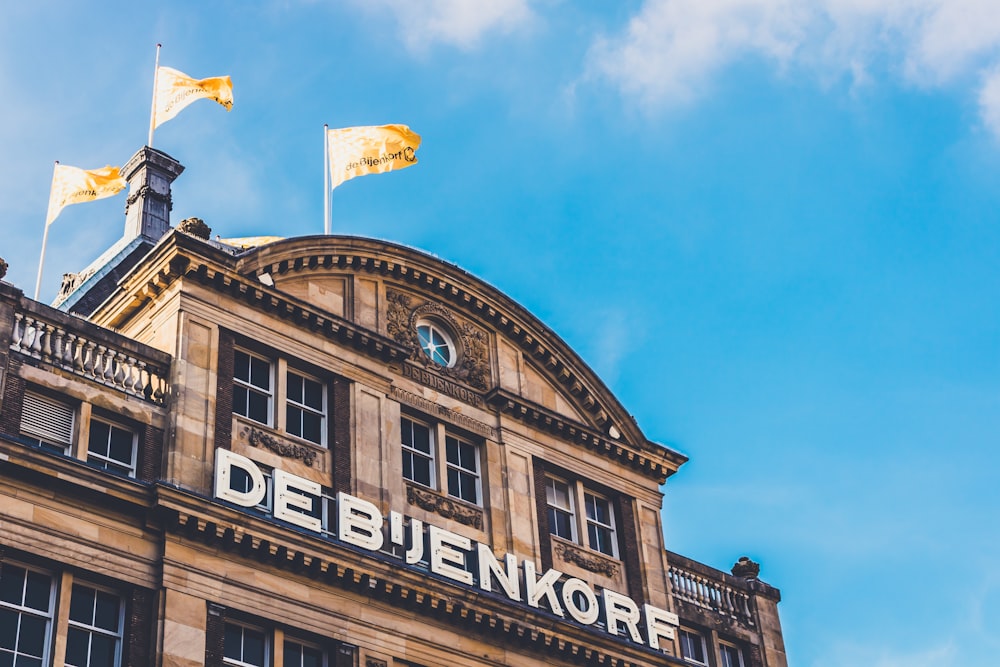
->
[324,124,331,235]
[34,161,58,301]
[147,43,161,147]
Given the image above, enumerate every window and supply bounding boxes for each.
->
[233,349,328,447]
[416,320,456,367]
[224,623,268,667]
[545,477,576,541]
[401,416,484,506]
[65,584,123,667]
[284,638,326,667]
[445,435,481,504]
[87,419,137,477]
[285,371,325,446]
[233,350,272,425]
[20,390,74,454]
[679,628,708,666]
[545,475,619,558]
[584,491,617,557]
[401,417,434,487]
[720,642,745,667]
[0,563,55,667]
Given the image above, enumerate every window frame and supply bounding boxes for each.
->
[64,581,125,667]
[678,628,709,666]
[223,621,270,667]
[20,389,76,454]
[401,414,485,507]
[719,641,746,667]
[0,561,57,667]
[86,416,138,478]
[415,319,457,368]
[545,473,621,559]
[232,347,330,449]
[283,636,328,667]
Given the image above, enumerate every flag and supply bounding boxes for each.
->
[327,124,421,190]
[45,164,126,226]
[153,66,233,129]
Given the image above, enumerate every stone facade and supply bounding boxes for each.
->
[0,153,786,667]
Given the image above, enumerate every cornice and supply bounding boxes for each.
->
[486,388,685,483]
[155,484,686,667]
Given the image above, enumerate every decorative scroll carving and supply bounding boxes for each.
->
[553,541,620,578]
[406,484,483,529]
[240,424,317,467]
[386,288,491,391]
[125,184,173,211]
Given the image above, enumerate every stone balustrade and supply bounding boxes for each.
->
[9,308,168,405]
[667,553,755,627]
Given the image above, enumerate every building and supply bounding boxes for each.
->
[0,146,788,667]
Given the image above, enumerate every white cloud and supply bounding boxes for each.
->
[588,0,1000,137]
[353,0,536,52]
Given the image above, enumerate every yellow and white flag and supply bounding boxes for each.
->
[327,124,421,190]
[45,164,126,226]
[153,66,233,129]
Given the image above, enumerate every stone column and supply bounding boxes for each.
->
[122,146,185,242]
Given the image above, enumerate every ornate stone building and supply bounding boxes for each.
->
[0,147,787,667]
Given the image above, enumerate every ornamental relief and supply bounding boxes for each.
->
[553,541,620,578]
[406,484,484,530]
[386,288,491,391]
[238,423,318,467]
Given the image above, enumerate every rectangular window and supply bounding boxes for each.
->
[224,622,268,667]
[87,419,137,477]
[445,435,481,504]
[584,491,618,557]
[679,629,708,666]
[20,390,74,454]
[284,638,326,667]
[720,643,745,667]
[545,477,576,541]
[65,584,123,667]
[286,370,326,446]
[233,349,273,425]
[401,417,434,487]
[0,563,55,667]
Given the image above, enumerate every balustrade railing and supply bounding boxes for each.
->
[10,310,168,405]
[668,559,755,627]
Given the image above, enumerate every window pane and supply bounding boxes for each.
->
[64,627,89,666]
[0,653,13,667]
[94,590,120,631]
[223,624,242,660]
[18,657,42,667]
[411,455,431,486]
[247,391,269,423]
[411,423,430,454]
[0,609,16,649]
[17,616,47,658]
[233,385,249,416]
[69,585,94,623]
[0,565,25,605]
[234,350,250,382]
[401,418,413,446]
[303,379,323,410]
[302,412,322,444]
[24,572,51,612]
[88,421,111,457]
[287,373,303,403]
[446,438,459,465]
[249,357,270,390]
[108,428,134,465]
[89,633,116,667]
[243,627,265,665]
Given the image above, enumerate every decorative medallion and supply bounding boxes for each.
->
[553,541,620,578]
[406,484,483,530]
[239,424,318,467]
[387,288,490,391]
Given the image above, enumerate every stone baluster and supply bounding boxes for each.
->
[63,333,78,370]
[133,360,147,397]
[112,350,128,389]
[27,317,43,358]
[11,312,24,350]
[82,340,97,378]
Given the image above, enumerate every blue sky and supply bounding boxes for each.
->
[2,2,999,665]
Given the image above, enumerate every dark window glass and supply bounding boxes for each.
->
[401,418,433,487]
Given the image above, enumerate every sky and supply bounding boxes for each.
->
[1,1,999,665]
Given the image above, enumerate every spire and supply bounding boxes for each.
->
[122,146,184,242]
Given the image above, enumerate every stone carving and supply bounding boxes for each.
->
[240,424,317,467]
[386,288,491,391]
[0,256,7,280]
[554,542,620,578]
[125,184,172,211]
[406,484,483,530]
[178,217,211,239]
[731,556,760,580]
